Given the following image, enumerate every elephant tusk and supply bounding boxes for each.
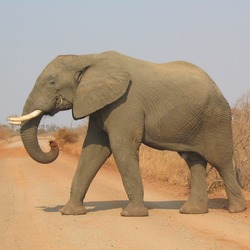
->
[8,120,22,126]
[8,110,43,125]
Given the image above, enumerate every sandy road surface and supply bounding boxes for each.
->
[0,139,250,250]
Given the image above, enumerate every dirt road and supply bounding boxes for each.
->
[0,139,249,250]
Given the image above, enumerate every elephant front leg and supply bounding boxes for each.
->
[179,152,209,214]
[110,137,148,217]
[61,143,111,215]
[118,164,148,217]
[61,119,111,215]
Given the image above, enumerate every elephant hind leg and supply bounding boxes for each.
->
[213,163,247,213]
[179,152,209,214]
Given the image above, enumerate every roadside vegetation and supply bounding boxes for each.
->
[51,91,250,194]
[0,124,18,142]
[1,91,249,194]
[232,90,250,189]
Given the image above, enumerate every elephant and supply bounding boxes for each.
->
[8,51,247,216]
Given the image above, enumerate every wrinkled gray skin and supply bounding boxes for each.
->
[20,51,246,216]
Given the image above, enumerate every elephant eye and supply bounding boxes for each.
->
[49,81,56,87]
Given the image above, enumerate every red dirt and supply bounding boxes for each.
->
[0,138,250,250]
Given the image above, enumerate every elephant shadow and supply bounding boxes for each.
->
[37,198,228,213]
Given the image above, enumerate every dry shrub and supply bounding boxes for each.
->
[54,126,86,156]
[55,128,80,146]
[205,90,250,193]
[206,166,225,195]
[232,90,250,189]
[139,145,189,186]
[54,90,250,193]
[56,126,190,187]
[0,125,16,142]
[103,145,190,187]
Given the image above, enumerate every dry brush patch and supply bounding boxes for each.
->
[0,125,17,143]
[139,145,189,186]
[54,126,86,157]
[54,92,250,196]
[232,90,250,189]
[55,131,226,195]
[54,125,191,187]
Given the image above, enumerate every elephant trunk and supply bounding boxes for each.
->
[20,114,59,164]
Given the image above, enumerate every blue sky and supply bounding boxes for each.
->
[1,0,250,126]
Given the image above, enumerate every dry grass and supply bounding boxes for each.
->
[232,90,250,189]
[54,126,87,157]
[53,126,191,187]
[52,91,250,194]
[54,129,228,193]
[1,92,248,198]
[139,145,189,186]
[55,128,79,144]
[0,125,17,142]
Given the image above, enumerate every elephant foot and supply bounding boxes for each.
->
[121,203,149,217]
[228,197,247,213]
[180,199,208,214]
[60,202,87,215]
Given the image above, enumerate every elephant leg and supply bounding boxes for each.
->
[179,152,209,214]
[109,135,148,217]
[215,163,246,213]
[61,118,111,215]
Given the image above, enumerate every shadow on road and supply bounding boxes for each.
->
[37,198,228,213]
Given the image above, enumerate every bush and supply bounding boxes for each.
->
[55,128,80,145]
[232,90,250,189]
[139,145,189,186]
[51,90,250,193]
[0,125,17,142]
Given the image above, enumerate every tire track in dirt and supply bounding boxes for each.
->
[0,140,249,250]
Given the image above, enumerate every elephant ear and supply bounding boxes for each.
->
[73,70,130,119]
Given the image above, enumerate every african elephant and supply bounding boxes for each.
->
[8,51,246,216]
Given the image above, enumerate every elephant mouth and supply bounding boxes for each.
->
[51,97,72,115]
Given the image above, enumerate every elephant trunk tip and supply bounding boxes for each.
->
[49,140,59,152]
[41,140,60,164]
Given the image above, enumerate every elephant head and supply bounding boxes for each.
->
[8,52,130,164]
